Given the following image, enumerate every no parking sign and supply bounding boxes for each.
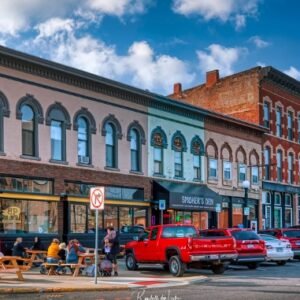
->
[90,187,105,210]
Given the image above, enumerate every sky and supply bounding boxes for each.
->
[0,0,299,95]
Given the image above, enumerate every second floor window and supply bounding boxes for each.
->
[21,105,35,157]
[154,147,163,174]
[288,153,294,184]
[193,155,201,180]
[276,107,282,137]
[238,164,246,183]
[251,166,259,185]
[130,129,140,172]
[105,123,116,168]
[288,111,293,141]
[77,117,89,164]
[264,147,271,180]
[263,102,270,128]
[298,115,300,143]
[223,161,232,181]
[208,158,218,179]
[174,151,183,178]
[51,120,63,161]
[277,150,282,181]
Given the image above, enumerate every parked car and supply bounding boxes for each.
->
[201,228,266,269]
[259,229,300,259]
[125,224,237,276]
[259,234,294,265]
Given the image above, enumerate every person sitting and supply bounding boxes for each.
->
[46,238,60,264]
[31,237,45,250]
[55,242,67,275]
[66,239,85,264]
[12,237,26,258]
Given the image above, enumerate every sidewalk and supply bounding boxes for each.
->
[0,269,128,294]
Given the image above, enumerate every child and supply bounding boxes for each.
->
[103,239,112,258]
[56,243,67,275]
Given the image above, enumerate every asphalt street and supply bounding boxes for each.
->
[1,260,300,300]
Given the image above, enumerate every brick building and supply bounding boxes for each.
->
[170,66,300,229]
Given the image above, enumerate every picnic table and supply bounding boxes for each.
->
[0,256,30,281]
[25,249,47,268]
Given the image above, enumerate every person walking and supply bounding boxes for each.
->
[104,226,120,276]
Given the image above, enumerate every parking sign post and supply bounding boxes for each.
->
[90,187,105,285]
[159,200,166,225]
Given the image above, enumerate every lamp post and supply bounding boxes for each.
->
[242,180,250,228]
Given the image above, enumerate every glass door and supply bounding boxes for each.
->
[274,207,282,228]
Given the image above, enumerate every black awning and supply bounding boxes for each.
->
[154,180,222,211]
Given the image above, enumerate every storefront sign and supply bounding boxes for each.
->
[263,181,300,194]
[2,206,21,223]
[169,193,218,211]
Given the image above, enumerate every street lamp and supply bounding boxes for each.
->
[242,180,250,228]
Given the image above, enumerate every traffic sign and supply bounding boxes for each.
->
[244,207,250,216]
[159,199,166,210]
[215,203,221,213]
[90,187,105,210]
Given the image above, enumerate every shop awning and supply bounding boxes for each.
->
[154,180,222,211]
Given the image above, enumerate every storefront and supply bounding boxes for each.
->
[153,180,222,229]
[262,182,300,229]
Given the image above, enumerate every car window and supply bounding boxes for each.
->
[162,226,198,238]
[150,228,159,240]
[139,231,149,241]
[232,231,261,240]
[200,231,226,237]
[133,227,144,233]
[283,230,300,238]
[260,234,277,241]
[162,227,176,238]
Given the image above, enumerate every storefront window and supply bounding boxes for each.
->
[218,209,229,228]
[274,207,282,228]
[232,204,243,227]
[104,206,118,229]
[70,204,87,233]
[87,209,103,233]
[248,204,256,221]
[0,199,58,234]
[134,208,147,227]
[119,207,133,228]
[265,206,272,229]
[285,208,292,227]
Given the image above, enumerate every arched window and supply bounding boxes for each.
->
[46,102,71,162]
[276,149,283,182]
[172,131,187,179]
[21,105,35,156]
[191,136,204,181]
[130,129,140,172]
[78,117,89,164]
[16,95,43,158]
[73,108,96,165]
[127,121,145,173]
[288,153,294,184]
[206,139,218,180]
[151,127,167,176]
[0,91,10,153]
[105,123,116,168]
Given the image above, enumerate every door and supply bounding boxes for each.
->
[142,227,160,262]
[274,207,282,228]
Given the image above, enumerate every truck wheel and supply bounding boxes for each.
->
[276,261,286,266]
[247,262,258,270]
[169,256,185,277]
[212,264,225,275]
[126,253,138,270]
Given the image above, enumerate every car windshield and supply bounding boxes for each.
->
[162,226,198,238]
[283,230,300,238]
[260,234,278,241]
[231,231,261,240]
[200,231,227,237]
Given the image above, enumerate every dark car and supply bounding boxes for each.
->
[259,229,300,259]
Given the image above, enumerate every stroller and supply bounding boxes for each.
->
[99,258,112,276]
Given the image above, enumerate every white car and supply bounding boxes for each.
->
[259,234,294,265]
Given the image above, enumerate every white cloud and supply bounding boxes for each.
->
[256,61,266,67]
[31,21,195,94]
[172,0,259,29]
[249,36,270,48]
[284,67,300,81]
[197,44,247,75]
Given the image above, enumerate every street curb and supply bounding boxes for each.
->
[0,285,129,294]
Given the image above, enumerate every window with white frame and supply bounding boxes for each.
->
[265,192,271,204]
[238,164,246,183]
[264,147,271,180]
[288,153,294,184]
[193,155,201,180]
[265,206,272,229]
[276,107,282,137]
[223,161,232,181]
[252,166,259,185]
[285,194,292,206]
[288,111,293,141]
[263,102,270,128]
[277,150,283,181]
[209,158,218,179]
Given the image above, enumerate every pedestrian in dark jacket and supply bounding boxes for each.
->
[31,237,45,250]
[12,237,26,257]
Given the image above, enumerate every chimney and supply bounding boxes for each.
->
[173,83,182,96]
[206,70,219,88]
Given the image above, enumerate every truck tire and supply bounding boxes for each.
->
[169,256,185,277]
[212,264,225,275]
[276,261,286,266]
[247,262,258,270]
[126,253,138,271]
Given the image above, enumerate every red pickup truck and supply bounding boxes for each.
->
[125,224,237,276]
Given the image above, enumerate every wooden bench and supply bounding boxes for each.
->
[0,256,30,281]
[41,263,83,276]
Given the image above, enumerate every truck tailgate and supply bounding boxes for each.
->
[191,237,235,254]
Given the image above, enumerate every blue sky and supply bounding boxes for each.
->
[0,0,299,95]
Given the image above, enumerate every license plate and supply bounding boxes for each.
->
[296,242,300,246]
[276,248,283,252]
[247,244,254,249]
